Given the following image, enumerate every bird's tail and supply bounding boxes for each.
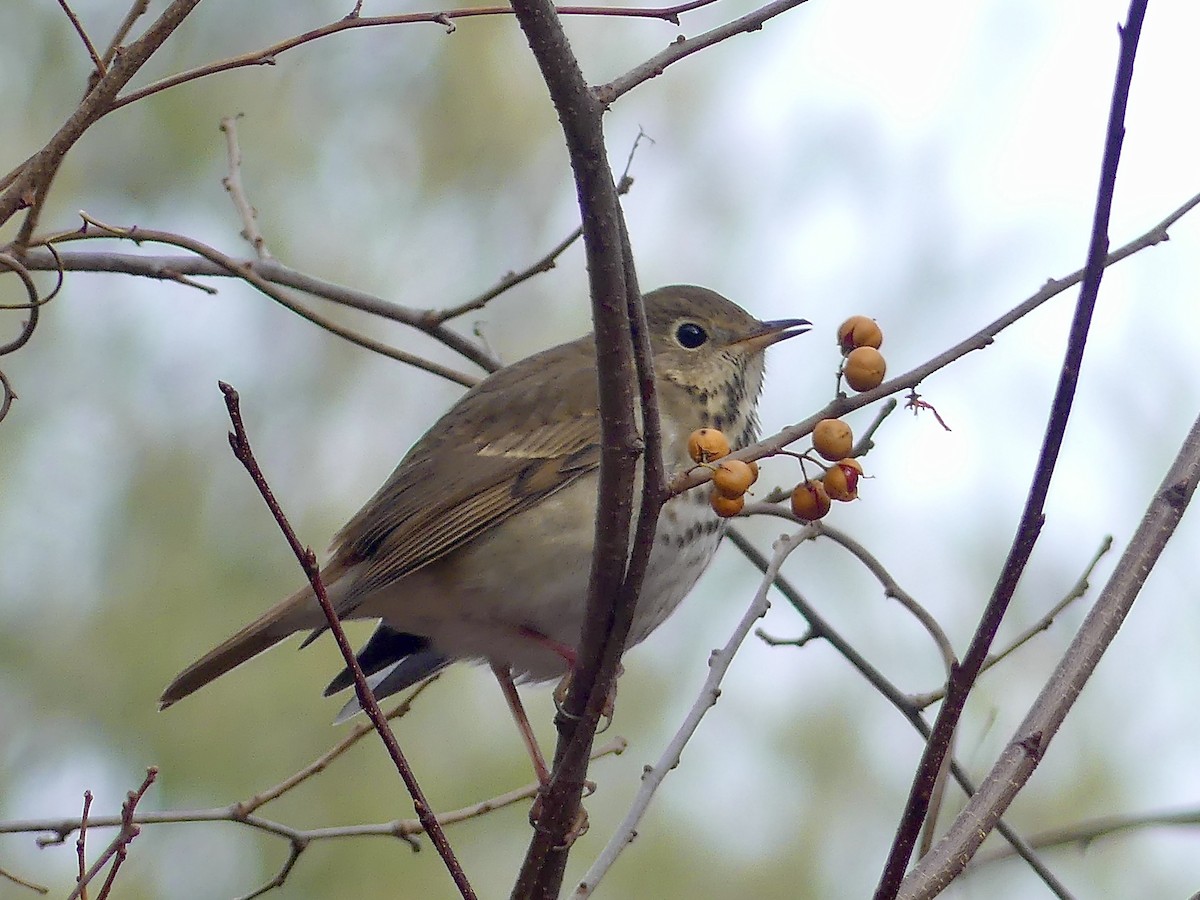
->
[158,580,330,709]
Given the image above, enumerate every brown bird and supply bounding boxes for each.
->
[160,286,808,751]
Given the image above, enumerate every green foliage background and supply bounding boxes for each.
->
[2,2,1199,898]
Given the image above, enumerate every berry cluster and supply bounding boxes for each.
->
[687,428,760,518]
[838,315,886,392]
[684,314,886,523]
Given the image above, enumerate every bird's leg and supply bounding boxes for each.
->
[513,624,622,731]
[552,663,622,733]
[490,662,550,786]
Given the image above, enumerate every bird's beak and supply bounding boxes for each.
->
[731,317,812,352]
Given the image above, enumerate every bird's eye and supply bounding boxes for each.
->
[675,322,708,349]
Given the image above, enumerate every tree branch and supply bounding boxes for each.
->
[897,406,1200,899]
[508,1,648,895]
[219,383,476,900]
[877,6,1149,892]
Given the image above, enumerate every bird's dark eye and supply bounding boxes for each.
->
[675,322,708,349]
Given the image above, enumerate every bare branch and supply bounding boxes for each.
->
[427,173,634,326]
[815,521,957,675]
[18,247,498,374]
[596,0,815,104]
[219,383,477,899]
[574,528,812,897]
[219,115,270,259]
[58,216,480,386]
[0,865,47,895]
[75,791,92,898]
[66,768,156,900]
[909,536,1113,710]
[0,0,205,234]
[100,2,151,69]
[970,806,1200,868]
[670,185,1200,497]
[507,0,674,893]
[54,0,106,79]
[897,410,1200,898]
[727,527,1073,897]
[879,7,1150,890]
[0,739,625,899]
[110,3,727,115]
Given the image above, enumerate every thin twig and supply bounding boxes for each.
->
[0,369,16,424]
[219,383,476,899]
[878,6,1149,892]
[75,790,92,899]
[219,115,270,259]
[54,0,106,79]
[19,245,498,374]
[669,186,1200,498]
[970,805,1200,868]
[727,527,1073,898]
[66,768,156,900]
[0,739,626,900]
[595,0,814,104]
[427,164,637,326]
[897,408,1200,899]
[909,536,1113,709]
[574,528,811,897]
[70,216,478,386]
[814,521,957,675]
[0,0,204,234]
[109,2,724,115]
[0,865,48,895]
[100,1,151,68]
[849,398,898,458]
[0,252,41,356]
[237,678,439,816]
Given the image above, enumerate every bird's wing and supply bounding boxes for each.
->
[330,335,603,610]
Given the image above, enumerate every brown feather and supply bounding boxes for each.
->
[328,334,604,611]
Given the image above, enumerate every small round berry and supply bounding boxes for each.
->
[746,459,759,482]
[710,491,745,518]
[712,459,758,498]
[790,479,831,521]
[688,428,731,464]
[843,346,887,392]
[824,458,864,502]
[837,316,884,355]
[812,418,854,461]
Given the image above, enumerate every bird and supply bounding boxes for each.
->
[159,285,809,757]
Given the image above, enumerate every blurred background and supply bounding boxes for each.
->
[2,0,1198,897]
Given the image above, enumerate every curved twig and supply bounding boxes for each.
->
[0,252,40,355]
[69,215,479,386]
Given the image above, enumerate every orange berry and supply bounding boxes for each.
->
[790,479,831,521]
[812,418,853,461]
[712,459,758,498]
[710,491,745,518]
[824,458,864,502]
[843,346,887,392]
[837,315,884,355]
[688,428,731,464]
[746,459,759,481]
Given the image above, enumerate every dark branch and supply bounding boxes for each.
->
[877,4,1150,895]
